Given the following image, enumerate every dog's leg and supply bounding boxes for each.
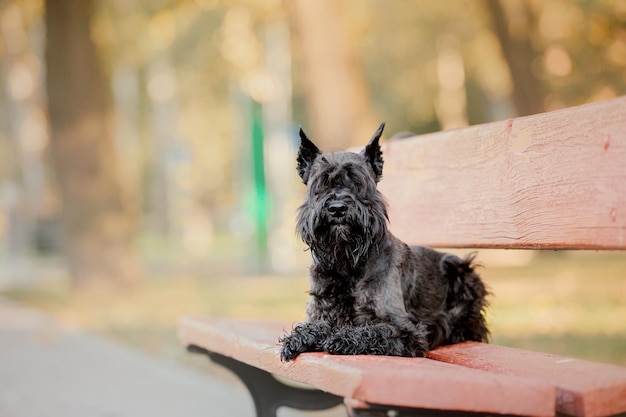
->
[323,319,428,357]
[279,320,333,361]
[390,317,430,357]
[439,253,490,345]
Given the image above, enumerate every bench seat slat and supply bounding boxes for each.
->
[178,317,556,417]
[379,96,626,250]
[427,341,626,417]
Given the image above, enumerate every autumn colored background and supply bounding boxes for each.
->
[0,0,625,366]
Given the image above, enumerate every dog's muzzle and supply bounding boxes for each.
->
[327,200,348,218]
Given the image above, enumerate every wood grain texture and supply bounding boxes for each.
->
[178,317,555,416]
[428,342,626,417]
[378,96,626,249]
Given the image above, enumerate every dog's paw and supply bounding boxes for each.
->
[278,333,304,362]
[322,328,363,355]
[279,345,299,362]
[278,321,333,361]
[323,327,395,356]
[322,324,429,357]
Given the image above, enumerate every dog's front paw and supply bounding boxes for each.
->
[322,324,428,357]
[322,328,363,355]
[279,333,304,362]
[323,326,394,356]
[278,321,333,361]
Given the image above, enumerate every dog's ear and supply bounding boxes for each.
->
[362,122,385,182]
[297,127,322,184]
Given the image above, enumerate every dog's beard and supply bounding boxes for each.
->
[314,221,367,267]
[297,200,387,269]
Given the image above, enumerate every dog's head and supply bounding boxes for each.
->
[296,123,388,268]
[297,122,385,186]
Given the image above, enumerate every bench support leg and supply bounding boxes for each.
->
[188,345,345,417]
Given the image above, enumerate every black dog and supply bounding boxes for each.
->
[279,123,489,361]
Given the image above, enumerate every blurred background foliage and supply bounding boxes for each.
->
[0,0,625,365]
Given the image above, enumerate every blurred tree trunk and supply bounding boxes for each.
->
[45,0,141,290]
[290,0,378,150]
[485,0,545,116]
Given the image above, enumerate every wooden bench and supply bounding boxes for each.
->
[179,96,626,417]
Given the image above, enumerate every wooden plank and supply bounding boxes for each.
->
[379,96,626,249]
[428,341,626,417]
[178,317,556,416]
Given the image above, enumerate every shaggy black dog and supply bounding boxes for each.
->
[279,123,489,361]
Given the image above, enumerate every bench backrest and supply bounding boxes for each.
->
[379,96,626,250]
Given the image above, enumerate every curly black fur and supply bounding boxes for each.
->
[280,123,490,361]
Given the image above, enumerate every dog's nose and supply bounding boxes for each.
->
[328,201,348,217]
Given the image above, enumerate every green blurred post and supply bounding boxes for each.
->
[250,99,269,271]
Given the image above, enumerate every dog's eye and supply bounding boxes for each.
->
[319,172,331,186]
[309,182,325,198]
[348,172,363,188]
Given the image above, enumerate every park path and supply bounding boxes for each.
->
[0,295,256,417]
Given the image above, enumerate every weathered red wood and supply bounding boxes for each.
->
[427,342,626,417]
[378,96,626,249]
[178,317,556,416]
